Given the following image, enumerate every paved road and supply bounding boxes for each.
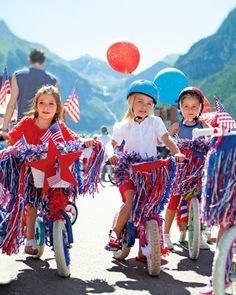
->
[0,182,216,295]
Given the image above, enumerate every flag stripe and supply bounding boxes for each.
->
[64,89,80,123]
[40,121,64,144]
[0,67,11,106]
[214,96,236,130]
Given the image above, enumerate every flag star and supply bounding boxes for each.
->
[26,139,82,194]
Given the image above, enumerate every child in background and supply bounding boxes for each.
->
[164,86,210,250]
[5,85,94,255]
[105,79,185,253]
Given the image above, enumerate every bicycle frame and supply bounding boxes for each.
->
[111,156,176,276]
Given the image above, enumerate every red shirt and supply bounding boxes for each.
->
[7,117,79,145]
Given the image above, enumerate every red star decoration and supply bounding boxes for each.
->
[26,139,82,194]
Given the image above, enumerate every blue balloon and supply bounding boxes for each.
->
[153,67,189,105]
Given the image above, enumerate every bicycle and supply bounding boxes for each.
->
[109,156,177,276]
[100,162,116,185]
[172,138,210,259]
[195,128,236,294]
[0,139,103,276]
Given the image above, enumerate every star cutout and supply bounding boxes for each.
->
[26,139,82,194]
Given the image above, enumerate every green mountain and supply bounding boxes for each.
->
[1,4,236,132]
[175,6,236,118]
[0,20,121,134]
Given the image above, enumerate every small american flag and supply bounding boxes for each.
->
[40,121,64,144]
[64,88,80,123]
[47,162,61,187]
[13,134,27,148]
[213,96,236,130]
[0,67,11,106]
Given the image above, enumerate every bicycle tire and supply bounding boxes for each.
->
[107,165,116,185]
[188,198,200,260]
[53,220,71,277]
[213,225,236,295]
[34,218,46,258]
[65,202,78,225]
[145,219,161,276]
[112,213,131,260]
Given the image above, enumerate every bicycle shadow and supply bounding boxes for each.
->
[172,242,215,276]
[107,257,203,295]
[1,256,115,295]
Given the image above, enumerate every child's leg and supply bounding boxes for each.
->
[164,195,180,234]
[26,206,37,240]
[25,206,38,255]
[112,189,134,238]
[164,209,176,234]
[163,195,180,250]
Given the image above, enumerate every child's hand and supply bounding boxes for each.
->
[108,155,118,166]
[83,138,95,148]
[174,153,185,163]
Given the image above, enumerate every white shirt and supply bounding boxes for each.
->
[97,134,112,147]
[112,116,168,158]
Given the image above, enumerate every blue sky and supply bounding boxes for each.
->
[0,0,236,73]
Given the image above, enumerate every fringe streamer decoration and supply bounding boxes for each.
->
[83,140,104,195]
[130,157,177,227]
[201,134,236,227]
[172,138,210,197]
[0,140,104,255]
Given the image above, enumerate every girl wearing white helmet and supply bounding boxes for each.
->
[105,79,185,256]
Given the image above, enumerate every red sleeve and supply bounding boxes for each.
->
[59,121,79,141]
[7,118,30,145]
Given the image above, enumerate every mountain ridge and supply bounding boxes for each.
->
[0,5,236,134]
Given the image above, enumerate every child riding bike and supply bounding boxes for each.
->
[104,79,185,257]
[164,87,210,250]
[1,85,95,256]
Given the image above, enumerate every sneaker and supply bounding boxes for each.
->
[164,234,174,250]
[199,277,231,295]
[199,278,213,295]
[104,236,122,251]
[200,235,210,250]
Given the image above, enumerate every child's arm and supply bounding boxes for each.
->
[106,139,118,165]
[168,122,179,137]
[161,133,185,162]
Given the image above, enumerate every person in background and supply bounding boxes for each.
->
[2,48,59,134]
[97,126,112,181]
[164,86,210,250]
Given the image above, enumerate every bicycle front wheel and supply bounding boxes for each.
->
[188,198,200,260]
[53,220,71,277]
[145,219,161,276]
[112,213,132,260]
[213,225,236,295]
[34,218,46,258]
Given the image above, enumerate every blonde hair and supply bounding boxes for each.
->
[122,94,154,121]
[122,95,136,121]
[25,85,63,121]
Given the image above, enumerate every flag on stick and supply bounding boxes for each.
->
[13,135,27,148]
[64,88,80,123]
[40,121,64,144]
[0,66,11,106]
[212,96,236,130]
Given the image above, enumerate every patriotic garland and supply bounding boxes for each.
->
[172,138,210,232]
[0,140,104,255]
[201,134,236,227]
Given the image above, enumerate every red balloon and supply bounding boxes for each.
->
[106,41,140,74]
[202,97,211,113]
